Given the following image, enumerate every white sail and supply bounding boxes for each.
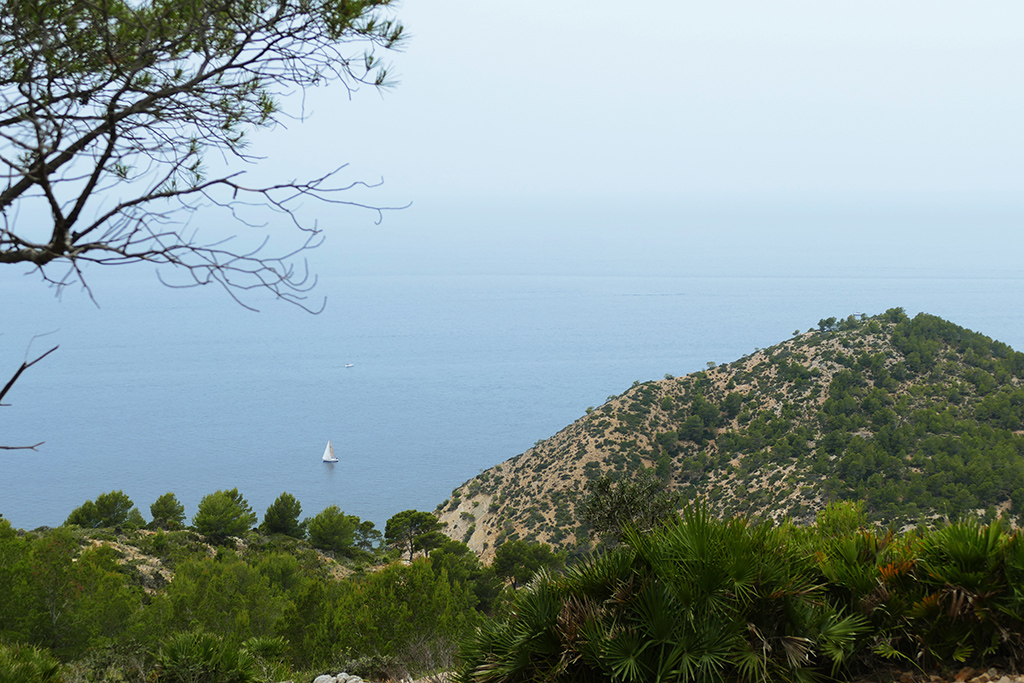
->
[322,440,338,462]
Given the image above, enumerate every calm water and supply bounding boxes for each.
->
[2,202,1023,531]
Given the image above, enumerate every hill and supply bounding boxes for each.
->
[436,308,1024,559]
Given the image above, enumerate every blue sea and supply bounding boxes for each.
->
[2,199,1022,531]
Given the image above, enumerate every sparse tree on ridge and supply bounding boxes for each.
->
[354,519,383,552]
[385,509,444,562]
[261,492,305,539]
[192,488,257,539]
[150,492,186,528]
[579,471,681,545]
[65,490,144,529]
[492,539,563,590]
[306,505,360,555]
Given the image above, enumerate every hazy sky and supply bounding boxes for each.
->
[251,0,1022,207]
[224,0,1023,282]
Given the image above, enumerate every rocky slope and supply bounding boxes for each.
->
[437,309,1024,560]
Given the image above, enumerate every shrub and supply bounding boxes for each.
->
[0,643,62,683]
[334,560,479,680]
[242,635,291,682]
[459,506,867,683]
[157,630,257,683]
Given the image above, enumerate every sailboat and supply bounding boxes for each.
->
[322,441,339,463]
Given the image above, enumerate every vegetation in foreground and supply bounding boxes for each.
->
[4,492,1024,682]
[458,502,1024,683]
[0,489,495,682]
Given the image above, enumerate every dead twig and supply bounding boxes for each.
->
[0,344,58,450]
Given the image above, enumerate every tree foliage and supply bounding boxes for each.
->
[385,509,444,562]
[305,505,359,555]
[578,471,680,545]
[491,539,563,590]
[354,519,383,552]
[193,488,257,539]
[329,560,478,678]
[430,539,503,614]
[9,503,1024,680]
[150,491,186,528]
[64,489,143,528]
[260,492,305,539]
[0,0,403,306]
[1,527,138,658]
[140,549,283,645]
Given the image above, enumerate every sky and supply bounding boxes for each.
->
[249,0,1022,207]
[219,0,1024,283]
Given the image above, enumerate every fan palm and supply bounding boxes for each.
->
[457,506,866,683]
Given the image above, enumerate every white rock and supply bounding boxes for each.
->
[312,676,336,683]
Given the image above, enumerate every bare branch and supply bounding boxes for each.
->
[0,442,45,450]
[0,344,59,405]
[1,344,58,451]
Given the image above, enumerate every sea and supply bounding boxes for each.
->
[2,198,1022,532]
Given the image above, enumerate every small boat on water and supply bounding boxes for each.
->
[322,441,339,463]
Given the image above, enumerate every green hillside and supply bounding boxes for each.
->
[437,309,1024,558]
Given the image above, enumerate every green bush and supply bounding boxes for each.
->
[9,528,140,658]
[911,519,1023,664]
[242,635,291,682]
[0,643,62,683]
[137,549,284,646]
[157,630,257,683]
[333,559,479,679]
[458,506,866,683]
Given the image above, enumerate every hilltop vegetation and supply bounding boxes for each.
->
[438,309,1024,558]
[9,499,1024,682]
[0,492,499,682]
